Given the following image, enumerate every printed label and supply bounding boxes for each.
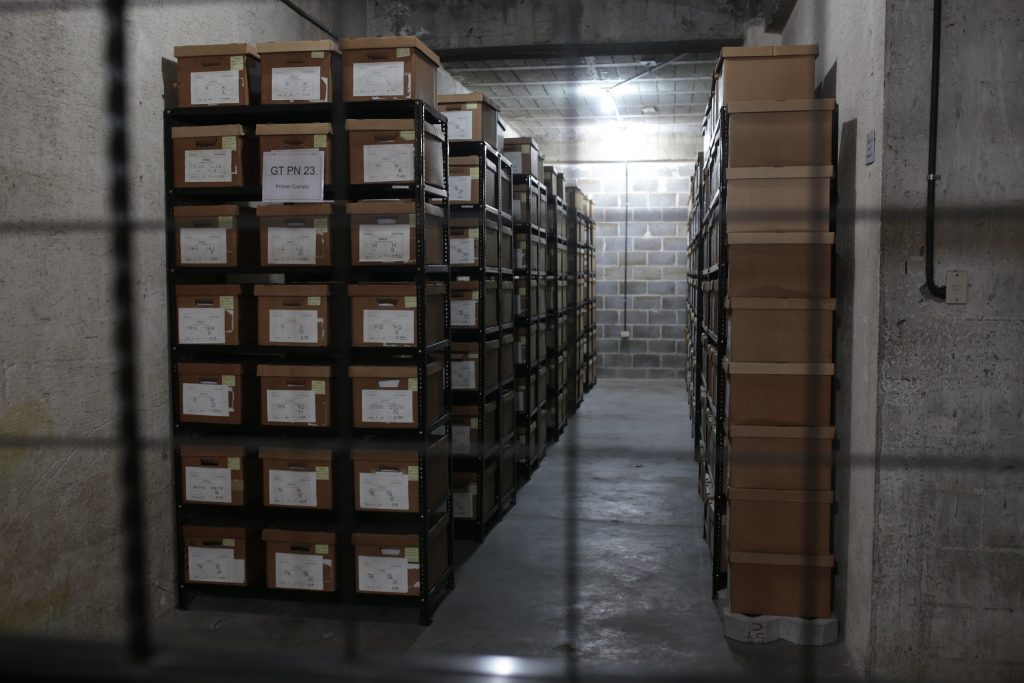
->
[180,227,228,264]
[268,309,319,344]
[190,70,239,105]
[184,466,231,503]
[268,468,318,507]
[363,309,415,345]
[184,149,232,183]
[359,471,410,510]
[453,492,474,519]
[262,148,324,202]
[358,224,411,262]
[358,555,408,593]
[182,383,231,417]
[352,61,405,97]
[275,552,324,591]
[450,237,476,265]
[450,175,472,202]
[361,389,413,424]
[452,425,471,454]
[451,299,477,327]
[446,110,474,141]
[363,144,414,183]
[271,66,321,102]
[178,308,225,344]
[188,546,244,584]
[451,360,476,390]
[266,389,317,424]
[267,226,317,264]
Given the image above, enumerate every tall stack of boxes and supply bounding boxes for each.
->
[543,167,570,437]
[565,186,594,414]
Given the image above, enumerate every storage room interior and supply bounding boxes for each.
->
[0,1,1021,682]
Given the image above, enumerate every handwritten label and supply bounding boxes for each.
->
[184,149,232,183]
[451,299,477,327]
[188,546,244,584]
[268,468,318,506]
[450,175,472,202]
[182,383,231,417]
[359,471,410,510]
[363,309,415,345]
[352,61,405,97]
[275,552,324,591]
[451,360,476,390]
[262,149,324,203]
[358,555,408,593]
[180,227,227,264]
[178,308,226,344]
[266,389,317,424]
[190,70,239,105]
[184,466,231,503]
[447,110,474,141]
[270,66,321,102]
[450,237,476,265]
[359,224,411,262]
[268,309,319,344]
[267,226,317,264]
[363,144,414,183]
[361,389,413,424]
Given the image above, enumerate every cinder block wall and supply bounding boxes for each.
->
[560,162,690,380]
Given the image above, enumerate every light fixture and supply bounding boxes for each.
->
[641,105,658,115]
[577,83,619,117]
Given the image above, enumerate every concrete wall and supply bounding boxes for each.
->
[560,163,690,380]
[0,0,338,640]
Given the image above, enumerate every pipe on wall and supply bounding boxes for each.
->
[923,0,947,300]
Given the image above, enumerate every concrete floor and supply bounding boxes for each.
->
[155,379,861,680]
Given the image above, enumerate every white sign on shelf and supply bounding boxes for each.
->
[184,149,232,184]
[449,175,472,202]
[190,70,239,106]
[182,383,231,418]
[358,224,411,262]
[271,66,321,102]
[358,555,408,593]
[268,309,319,344]
[359,471,410,510]
[361,389,414,424]
[268,468,318,507]
[178,307,226,344]
[451,299,477,327]
[266,389,317,424]
[267,227,317,264]
[184,466,232,503]
[262,149,324,203]
[451,360,476,390]
[363,309,415,345]
[275,552,325,591]
[446,110,474,141]
[179,227,228,264]
[363,144,414,183]
[188,546,245,584]
[352,61,405,97]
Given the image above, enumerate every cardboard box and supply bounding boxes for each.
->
[504,137,542,178]
[725,361,834,427]
[259,447,334,509]
[451,280,497,329]
[347,119,445,186]
[439,93,502,148]
[451,403,489,455]
[729,487,833,555]
[349,361,444,428]
[727,425,835,491]
[257,364,333,427]
[453,463,497,520]
[177,362,249,425]
[347,200,445,267]
[501,334,514,383]
[501,224,514,270]
[727,232,834,298]
[499,439,516,495]
[256,123,333,184]
[179,446,255,506]
[516,420,536,462]
[348,282,446,347]
[183,523,261,586]
[175,43,259,107]
[352,436,449,512]
[341,36,441,106]
[449,155,497,207]
[451,338,500,393]
[171,125,253,188]
[176,284,250,346]
[352,514,449,596]
[255,284,330,347]
[726,298,835,363]
[450,215,499,269]
[257,40,339,104]
[173,204,253,268]
[730,552,833,619]
[714,45,817,106]
[535,365,548,408]
[500,281,513,325]
[257,202,338,267]
[727,99,835,168]
[725,166,833,233]
[500,389,514,440]
[263,526,337,592]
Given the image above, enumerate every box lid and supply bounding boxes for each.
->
[255,123,332,136]
[352,515,447,547]
[178,362,245,375]
[726,165,834,180]
[257,40,339,54]
[503,137,539,152]
[351,448,419,464]
[257,202,338,217]
[729,487,834,503]
[345,118,416,132]
[262,526,337,543]
[339,35,441,67]
[179,445,248,459]
[174,43,258,58]
[726,297,836,311]
[727,98,836,114]
[176,284,242,296]
[173,204,245,218]
[349,362,441,379]
[258,447,333,462]
[348,282,445,296]
[450,280,480,292]
[438,92,499,110]
[719,44,818,61]
[730,552,834,568]
[452,404,479,417]
[450,155,482,167]
[727,425,836,440]
[346,199,443,218]
[451,342,479,354]
[254,284,331,297]
[727,231,835,245]
[256,364,334,378]
[183,523,261,538]
[172,124,246,139]
[725,360,835,376]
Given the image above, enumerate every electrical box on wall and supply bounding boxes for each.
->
[945,271,968,304]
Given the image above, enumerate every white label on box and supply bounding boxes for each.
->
[269,309,319,344]
[188,546,245,584]
[453,492,474,519]
[352,61,405,97]
[358,555,408,593]
[275,552,324,591]
[359,224,411,262]
[359,471,410,510]
[450,237,476,265]
[447,110,474,141]
[363,144,414,183]
[271,66,321,102]
[268,468,318,506]
[262,149,324,203]
[361,389,413,424]
[451,360,476,390]
[184,466,232,503]
[363,309,415,345]
[266,389,317,424]
[178,308,226,344]
[184,149,232,183]
[180,227,228,264]
[190,70,239,105]
[451,299,477,327]
[507,151,523,174]
[450,175,472,202]
[182,383,231,417]
[452,425,471,454]
[267,227,317,264]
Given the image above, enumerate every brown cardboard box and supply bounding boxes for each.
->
[499,439,516,495]
[352,436,449,512]
[729,487,833,555]
[347,119,445,186]
[449,155,495,206]
[341,36,441,106]
[257,40,339,104]
[257,202,338,267]
[259,447,334,509]
[255,284,330,347]
[173,204,253,267]
[501,334,514,383]
[450,215,499,269]
[451,280,497,329]
[256,123,333,184]
[504,137,542,177]
[177,362,249,425]
[352,514,449,596]
[536,365,548,409]
[179,446,255,506]
[726,298,835,363]
[263,526,337,592]
[727,425,835,491]
[439,93,502,148]
[175,43,259,107]
[349,361,443,428]
[453,462,497,520]
[517,420,537,463]
[500,390,515,440]
[727,99,836,168]
[451,339,500,393]
[257,364,333,427]
[183,523,261,586]
[727,232,834,298]
[451,401,498,455]
[348,282,445,347]
[500,281,513,325]
[714,45,818,106]
[172,125,253,188]
[730,552,833,618]
[176,284,251,346]
[501,224,514,271]
[347,200,445,266]
[725,166,833,233]
[725,361,834,427]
